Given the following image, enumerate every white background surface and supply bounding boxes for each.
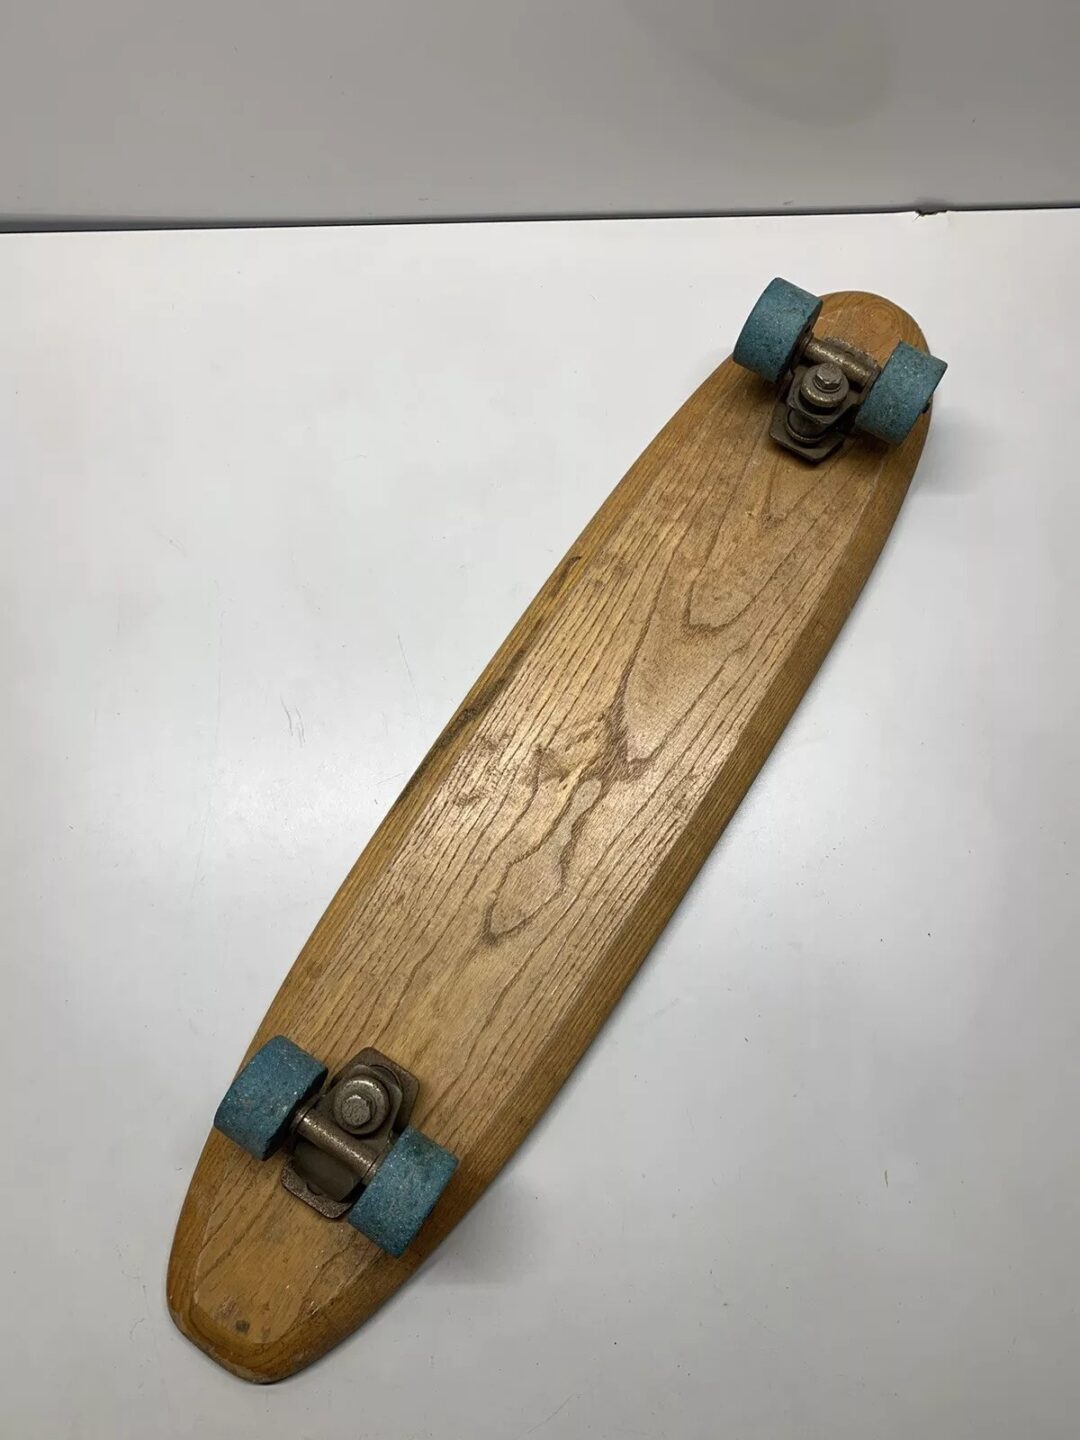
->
[2,2,1080,224]
[2,211,1079,1437]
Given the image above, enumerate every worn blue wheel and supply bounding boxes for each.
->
[346,1126,458,1257]
[213,1035,327,1161]
[856,341,947,444]
[733,277,822,384]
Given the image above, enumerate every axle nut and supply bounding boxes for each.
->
[333,1073,390,1135]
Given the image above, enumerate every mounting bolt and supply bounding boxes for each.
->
[333,1073,390,1136]
[799,361,849,410]
[813,362,843,391]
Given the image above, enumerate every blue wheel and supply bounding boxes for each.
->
[856,341,947,444]
[733,278,822,383]
[347,1126,458,1257]
[213,1035,327,1161]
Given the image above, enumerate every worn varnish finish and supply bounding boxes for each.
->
[169,292,932,1380]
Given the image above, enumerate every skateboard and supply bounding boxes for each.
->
[168,280,946,1381]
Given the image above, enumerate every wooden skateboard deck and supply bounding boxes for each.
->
[169,288,939,1381]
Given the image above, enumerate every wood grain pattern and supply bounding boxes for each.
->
[169,291,931,1380]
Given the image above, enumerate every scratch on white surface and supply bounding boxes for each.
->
[520,1392,577,1437]
[127,1276,150,1344]
[280,698,306,746]
[151,525,188,557]
[397,631,420,713]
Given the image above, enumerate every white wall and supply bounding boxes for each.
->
[2,0,1078,225]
